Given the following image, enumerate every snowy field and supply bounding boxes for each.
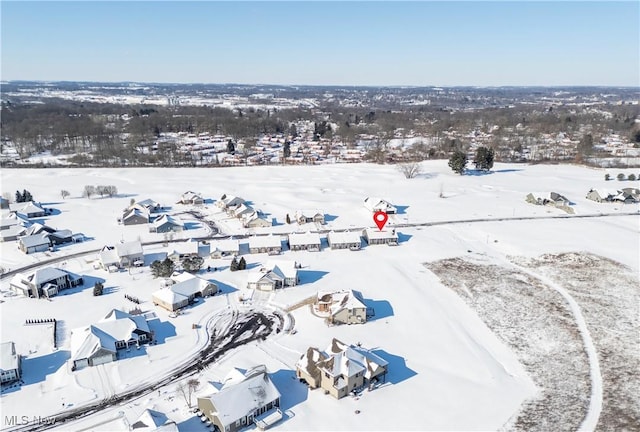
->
[0,161,638,431]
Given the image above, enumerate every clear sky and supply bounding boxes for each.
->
[1,1,638,86]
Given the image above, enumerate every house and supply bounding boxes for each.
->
[0,197,8,210]
[525,192,570,206]
[293,210,325,225]
[248,235,282,254]
[99,240,144,269]
[243,212,272,228]
[316,290,367,325]
[129,409,178,432]
[0,212,28,230]
[10,267,83,298]
[48,229,83,246]
[0,341,21,384]
[150,214,185,233]
[612,189,639,203]
[197,365,281,432]
[0,225,26,242]
[135,199,162,213]
[326,231,362,250]
[210,239,240,258]
[70,309,152,369]
[296,338,388,399]
[621,187,640,201]
[9,201,46,218]
[230,203,254,218]
[23,222,55,237]
[152,272,217,311]
[116,240,144,266]
[178,191,203,205]
[246,260,298,290]
[18,233,50,254]
[363,228,399,246]
[288,232,321,251]
[167,240,200,263]
[122,206,150,226]
[363,197,397,214]
[586,189,615,203]
[216,195,245,210]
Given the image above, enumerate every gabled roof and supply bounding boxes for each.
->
[319,290,367,315]
[136,198,161,209]
[211,238,239,252]
[9,201,45,215]
[24,222,55,236]
[28,267,69,286]
[130,409,178,431]
[19,232,50,248]
[201,366,280,427]
[99,246,120,266]
[265,260,298,279]
[115,240,143,257]
[123,207,149,220]
[1,225,26,238]
[288,232,321,246]
[180,191,202,202]
[364,228,398,241]
[363,197,396,213]
[169,272,215,297]
[167,240,198,256]
[294,209,323,219]
[152,288,188,306]
[152,214,184,229]
[247,269,283,285]
[327,231,362,244]
[248,234,282,249]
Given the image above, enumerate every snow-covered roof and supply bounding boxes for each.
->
[136,198,161,209]
[167,240,198,256]
[0,341,19,372]
[169,273,215,297]
[249,235,282,249]
[327,230,362,244]
[319,290,367,316]
[288,232,321,247]
[130,409,178,432]
[201,366,280,428]
[123,207,149,220]
[19,233,50,248]
[152,214,184,229]
[71,309,150,361]
[294,209,323,218]
[266,260,298,279]
[363,197,396,213]
[152,288,188,305]
[364,228,399,241]
[1,225,26,239]
[9,201,45,215]
[180,191,202,201]
[211,238,239,252]
[220,195,244,206]
[99,246,120,266]
[116,240,144,257]
[247,269,283,285]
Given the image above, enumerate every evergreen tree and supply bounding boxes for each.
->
[182,255,204,273]
[283,141,291,159]
[15,190,23,203]
[473,146,494,171]
[628,174,636,181]
[617,173,626,181]
[286,213,291,224]
[604,174,611,181]
[238,257,247,270]
[151,258,175,278]
[227,139,235,154]
[23,189,33,202]
[448,151,467,175]
[230,256,239,272]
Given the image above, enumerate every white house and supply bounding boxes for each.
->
[10,267,83,298]
[216,195,245,210]
[18,233,50,254]
[248,235,282,254]
[316,290,368,325]
[152,272,218,311]
[246,260,299,291]
[243,212,272,228]
[363,228,399,246]
[99,240,144,269]
[293,210,325,225]
[178,191,203,205]
[167,240,199,263]
[210,238,240,257]
[197,365,281,432]
[0,341,21,384]
[70,309,152,369]
[150,214,185,233]
[129,409,178,432]
[326,231,362,250]
[121,206,150,226]
[363,197,397,214]
[288,232,321,251]
[9,201,47,218]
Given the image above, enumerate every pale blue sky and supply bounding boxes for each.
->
[1,1,638,86]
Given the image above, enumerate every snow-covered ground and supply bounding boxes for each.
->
[0,161,638,431]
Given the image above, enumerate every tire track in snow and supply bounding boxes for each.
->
[507,261,603,431]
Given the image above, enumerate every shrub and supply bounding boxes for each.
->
[617,173,626,181]
[628,174,636,181]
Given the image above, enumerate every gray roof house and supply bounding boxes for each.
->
[10,267,83,298]
[178,191,203,205]
[9,201,46,218]
[197,365,282,432]
[18,233,50,254]
[122,206,150,226]
[246,260,298,290]
[150,214,185,233]
[0,341,21,384]
[129,409,178,432]
[70,309,152,370]
[327,231,362,250]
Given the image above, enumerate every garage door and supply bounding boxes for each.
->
[91,354,113,366]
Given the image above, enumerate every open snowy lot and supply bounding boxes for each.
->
[0,161,638,431]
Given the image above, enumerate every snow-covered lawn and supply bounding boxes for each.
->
[0,161,638,431]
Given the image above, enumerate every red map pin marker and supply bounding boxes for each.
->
[373,211,388,230]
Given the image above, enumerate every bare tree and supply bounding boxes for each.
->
[397,162,422,179]
[177,379,200,408]
[83,185,96,199]
[60,189,70,199]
